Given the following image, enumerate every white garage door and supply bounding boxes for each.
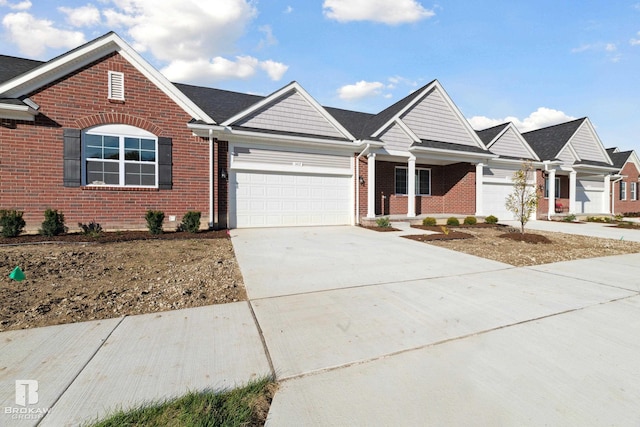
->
[576,180,604,214]
[230,171,351,228]
[482,182,516,221]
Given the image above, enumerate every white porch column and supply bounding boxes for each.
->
[367,153,376,218]
[407,155,416,218]
[475,163,484,216]
[569,171,577,214]
[547,169,556,220]
[603,174,611,214]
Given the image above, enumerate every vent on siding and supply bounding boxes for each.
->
[108,71,125,100]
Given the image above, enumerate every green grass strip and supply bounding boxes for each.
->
[86,376,276,427]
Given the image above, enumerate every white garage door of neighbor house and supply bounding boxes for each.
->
[576,181,604,214]
[230,171,351,228]
[482,182,516,221]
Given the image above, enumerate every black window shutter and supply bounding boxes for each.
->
[158,137,173,190]
[63,128,81,187]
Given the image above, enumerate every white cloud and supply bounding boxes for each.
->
[284,5,293,13]
[571,42,622,62]
[161,56,288,83]
[0,0,32,10]
[630,31,640,46]
[259,60,288,81]
[323,0,434,25]
[2,12,86,57]
[468,107,577,133]
[59,4,101,27]
[337,80,385,100]
[104,0,257,61]
[257,25,277,49]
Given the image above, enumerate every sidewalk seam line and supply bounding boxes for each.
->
[36,316,127,426]
[277,293,639,383]
[246,300,277,380]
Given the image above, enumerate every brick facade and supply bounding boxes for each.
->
[358,160,476,218]
[0,52,224,231]
[612,162,640,215]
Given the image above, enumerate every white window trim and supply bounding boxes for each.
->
[620,181,627,201]
[544,177,561,198]
[632,182,637,201]
[108,71,125,101]
[395,166,432,196]
[82,124,157,188]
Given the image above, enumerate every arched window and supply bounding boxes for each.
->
[82,124,157,187]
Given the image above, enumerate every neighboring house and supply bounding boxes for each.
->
[0,32,221,231]
[522,118,617,219]
[476,122,540,220]
[0,32,624,230]
[607,147,640,215]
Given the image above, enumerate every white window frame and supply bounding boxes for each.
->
[620,181,627,201]
[108,71,125,101]
[395,166,431,196]
[632,182,637,201]
[82,124,158,188]
[544,177,561,198]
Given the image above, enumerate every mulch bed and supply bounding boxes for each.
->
[411,223,504,231]
[610,222,640,229]
[0,229,229,245]
[359,225,401,232]
[403,231,474,242]
[498,232,552,244]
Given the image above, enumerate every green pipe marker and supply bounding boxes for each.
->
[9,266,25,281]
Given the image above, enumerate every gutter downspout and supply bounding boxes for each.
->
[355,143,371,225]
[209,128,214,229]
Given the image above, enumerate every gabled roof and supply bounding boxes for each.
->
[476,123,509,146]
[360,80,435,138]
[174,83,263,124]
[219,81,357,141]
[522,118,586,160]
[608,150,632,169]
[477,122,540,161]
[0,55,43,84]
[412,139,492,154]
[324,106,375,140]
[0,32,214,123]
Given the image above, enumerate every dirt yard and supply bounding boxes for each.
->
[4,225,640,332]
[404,225,640,266]
[0,231,245,332]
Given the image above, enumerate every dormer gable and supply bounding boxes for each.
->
[222,81,355,141]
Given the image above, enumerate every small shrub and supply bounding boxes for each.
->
[422,217,437,226]
[145,210,165,234]
[446,217,460,226]
[614,214,624,222]
[440,225,450,235]
[484,215,498,224]
[563,214,577,222]
[39,209,67,236]
[79,221,103,237]
[376,216,391,228]
[463,216,477,225]
[0,210,26,238]
[177,211,201,233]
[586,216,612,223]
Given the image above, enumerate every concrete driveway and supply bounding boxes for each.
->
[231,225,640,426]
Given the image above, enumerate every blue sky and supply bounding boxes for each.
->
[1,0,639,152]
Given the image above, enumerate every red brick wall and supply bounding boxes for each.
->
[612,162,640,215]
[0,52,221,231]
[368,160,476,216]
[356,155,368,219]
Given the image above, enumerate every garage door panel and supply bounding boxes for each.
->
[482,182,514,220]
[231,171,351,228]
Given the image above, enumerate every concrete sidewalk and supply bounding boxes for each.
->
[3,224,640,426]
[0,303,272,426]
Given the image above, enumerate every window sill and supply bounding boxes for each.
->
[108,99,125,104]
[83,186,159,192]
